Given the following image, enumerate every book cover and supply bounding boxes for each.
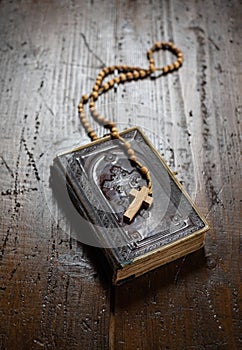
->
[52,127,209,284]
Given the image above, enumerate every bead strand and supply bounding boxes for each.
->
[78,41,184,195]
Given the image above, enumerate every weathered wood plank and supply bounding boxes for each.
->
[0,0,241,349]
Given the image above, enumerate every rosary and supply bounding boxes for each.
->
[77,41,183,223]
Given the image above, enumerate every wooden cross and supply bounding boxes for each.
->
[123,186,153,223]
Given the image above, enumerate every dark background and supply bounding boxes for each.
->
[0,0,241,349]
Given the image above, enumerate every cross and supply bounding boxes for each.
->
[123,186,153,223]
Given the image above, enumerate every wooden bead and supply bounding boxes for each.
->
[82,94,89,103]
[120,73,126,82]
[127,149,135,157]
[97,115,104,123]
[124,142,131,149]
[111,127,118,133]
[162,66,169,74]
[80,112,85,119]
[83,121,89,128]
[103,118,110,125]
[93,84,99,91]
[89,131,96,139]
[114,77,120,84]
[92,91,98,100]
[127,72,133,80]
[140,166,149,175]
[122,65,128,71]
[103,83,109,91]
[86,126,93,133]
[150,64,155,73]
[174,61,180,69]
[89,101,94,108]
[129,155,137,162]
[149,58,155,64]
[139,70,147,78]
[98,71,105,78]
[109,66,115,72]
[147,50,153,58]
[177,57,183,64]
[92,110,99,118]
[178,52,183,58]
[168,63,175,71]
[133,70,140,79]
[103,67,109,74]
[111,131,119,138]
[115,65,122,71]
[109,79,115,87]
[96,78,102,85]
[154,41,162,49]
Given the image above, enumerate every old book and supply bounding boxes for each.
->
[52,127,209,285]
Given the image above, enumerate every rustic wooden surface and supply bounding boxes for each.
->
[0,0,241,349]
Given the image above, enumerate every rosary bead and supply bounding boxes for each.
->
[174,61,180,69]
[178,52,183,58]
[89,101,95,108]
[124,141,131,149]
[114,77,120,84]
[111,131,119,138]
[140,166,149,175]
[89,131,96,139]
[109,79,115,87]
[82,94,89,103]
[103,118,110,125]
[139,70,147,78]
[150,64,155,73]
[127,149,135,157]
[93,84,99,91]
[98,71,105,78]
[109,66,115,72]
[96,78,102,85]
[83,121,90,128]
[129,155,137,162]
[149,58,155,64]
[80,112,85,119]
[120,73,127,82]
[168,63,175,71]
[97,115,104,123]
[127,72,133,80]
[103,83,109,91]
[154,41,162,49]
[108,122,116,128]
[92,110,99,119]
[86,126,93,133]
[177,57,183,64]
[162,66,169,74]
[133,70,140,79]
[103,67,109,74]
[122,65,128,71]
[147,50,153,58]
[92,91,98,100]
[111,126,118,133]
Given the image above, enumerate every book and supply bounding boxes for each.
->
[52,127,209,285]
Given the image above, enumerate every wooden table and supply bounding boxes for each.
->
[0,1,241,349]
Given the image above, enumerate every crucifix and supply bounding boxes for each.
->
[123,186,153,223]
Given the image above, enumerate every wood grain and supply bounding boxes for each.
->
[0,0,241,349]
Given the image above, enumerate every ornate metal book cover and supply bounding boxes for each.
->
[52,127,209,284]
